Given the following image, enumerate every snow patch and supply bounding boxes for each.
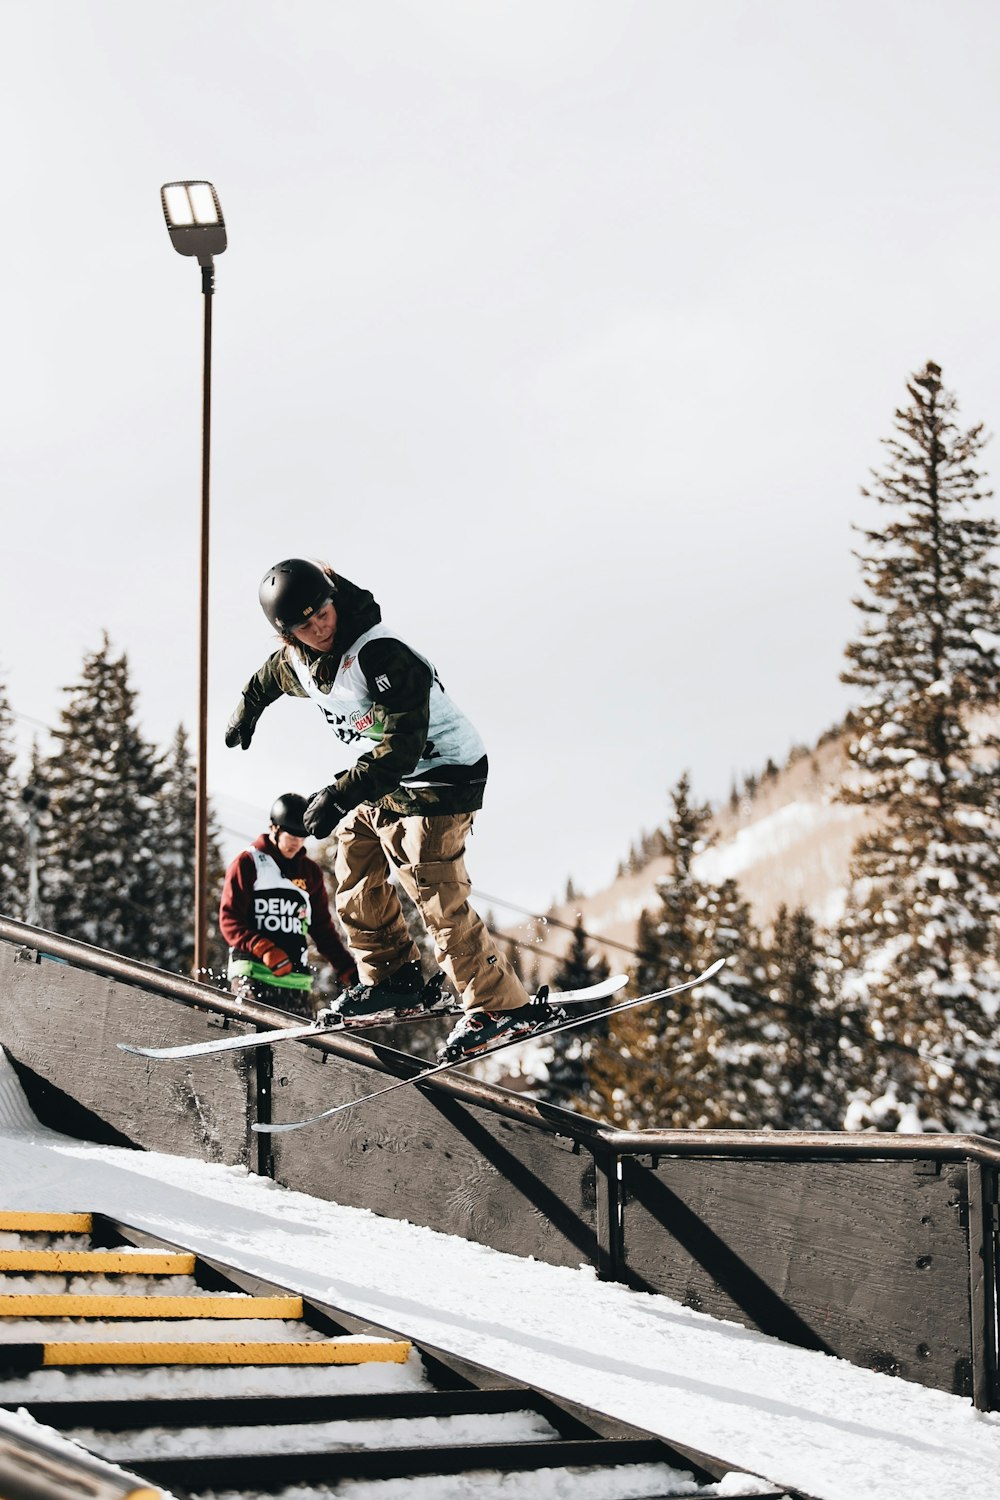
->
[693,802,856,885]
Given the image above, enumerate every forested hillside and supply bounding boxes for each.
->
[497,363,1000,1136]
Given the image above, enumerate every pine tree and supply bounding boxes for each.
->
[688,874,773,1126]
[766,904,847,1129]
[0,682,26,917]
[42,636,164,960]
[149,724,227,978]
[535,919,610,1108]
[585,773,768,1129]
[838,361,1000,1132]
[19,743,51,926]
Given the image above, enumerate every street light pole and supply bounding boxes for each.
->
[194,254,214,979]
[160,181,227,977]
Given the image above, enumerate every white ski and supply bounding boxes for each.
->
[117,974,629,1061]
[253,959,726,1134]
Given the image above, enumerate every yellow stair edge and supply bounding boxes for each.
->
[35,1338,411,1366]
[0,1251,196,1274]
[0,1294,304,1319]
[0,1212,93,1233]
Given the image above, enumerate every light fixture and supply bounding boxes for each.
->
[160,181,227,265]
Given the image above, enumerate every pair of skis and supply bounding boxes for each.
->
[118,960,726,1133]
[117,972,632,1061]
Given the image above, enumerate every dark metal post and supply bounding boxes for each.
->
[195,262,214,977]
[592,1144,624,1282]
[966,1161,999,1410]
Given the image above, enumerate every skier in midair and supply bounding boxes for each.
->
[224,558,561,1057]
[219,792,358,1019]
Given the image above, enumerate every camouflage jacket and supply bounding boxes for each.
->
[235,574,488,818]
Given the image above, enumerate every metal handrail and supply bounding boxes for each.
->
[0,915,599,1143]
[0,1409,158,1500]
[3,913,999,1166]
[601,1126,1000,1164]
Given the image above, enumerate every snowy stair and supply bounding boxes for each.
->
[0,1212,409,1375]
[0,1213,797,1499]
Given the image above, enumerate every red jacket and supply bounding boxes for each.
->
[219,835,355,982]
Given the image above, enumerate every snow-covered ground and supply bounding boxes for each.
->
[1,1053,998,1500]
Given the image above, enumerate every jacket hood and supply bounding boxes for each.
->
[329,573,382,651]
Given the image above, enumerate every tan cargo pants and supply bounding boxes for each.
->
[333,805,529,1013]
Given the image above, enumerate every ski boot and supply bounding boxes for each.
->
[318,962,449,1029]
[439,987,563,1062]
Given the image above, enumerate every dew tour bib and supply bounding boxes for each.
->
[289,623,485,787]
[227,848,313,991]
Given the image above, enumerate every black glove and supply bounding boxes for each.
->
[225,697,259,750]
[304,786,350,838]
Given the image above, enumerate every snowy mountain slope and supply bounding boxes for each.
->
[543,703,1000,971]
[519,728,868,975]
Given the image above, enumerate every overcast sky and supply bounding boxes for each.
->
[3,0,1000,914]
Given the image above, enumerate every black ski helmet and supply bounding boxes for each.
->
[259,558,335,633]
[269,793,308,837]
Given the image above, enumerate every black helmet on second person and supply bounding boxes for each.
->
[259,558,334,633]
[270,793,308,838]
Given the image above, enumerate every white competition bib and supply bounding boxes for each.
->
[289,625,485,785]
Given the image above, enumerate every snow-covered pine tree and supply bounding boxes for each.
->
[18,743,51,926]
[690,874,773,1124]
[585,773,767,1129]
[838,361,1000,1132]
[0,681,26,916]
[766,903,847,1129]
[535,917,610,1109]
[149,724,227,978]
[42,636,164,961]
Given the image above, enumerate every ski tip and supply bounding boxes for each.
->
[117,1043,148,1056]
[703,957,727,980]
[608,974,629,994]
